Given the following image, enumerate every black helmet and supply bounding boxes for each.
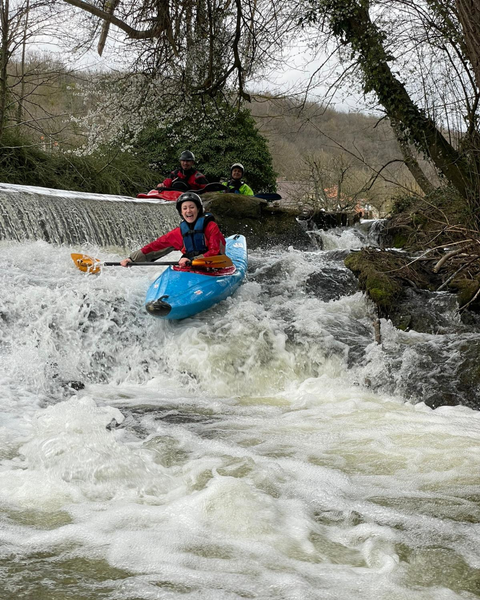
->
[176,192,204,216]
[231,162,244,174]
[179,150,195,161]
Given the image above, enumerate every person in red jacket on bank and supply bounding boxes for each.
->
[120,192,226,268]
[157,150,208,191]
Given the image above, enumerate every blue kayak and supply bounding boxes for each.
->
[144,234,248,320]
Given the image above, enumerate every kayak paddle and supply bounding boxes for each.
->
[71,253,233,274]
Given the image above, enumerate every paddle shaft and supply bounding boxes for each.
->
[104,261,178,267]
[72,252,233,274]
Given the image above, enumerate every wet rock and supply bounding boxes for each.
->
[371,337,480,410]
[388,288,462,334]
[344,249,406,314]
[297,207,360,229]
[62,380,85,391]
[306,267,359,301]
[203,193,320,250]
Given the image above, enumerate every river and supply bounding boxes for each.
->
[0,186,479,599]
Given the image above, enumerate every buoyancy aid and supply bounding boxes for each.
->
[225,178,243,192]
[180,213,215,258]
[223,179,254,195]
[169,168,208,189]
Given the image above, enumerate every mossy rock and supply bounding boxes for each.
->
[367,276,403,308]
[449,277,480,309]
[344,251,403,312]
[203,193,265,219]
[344,248,441,318]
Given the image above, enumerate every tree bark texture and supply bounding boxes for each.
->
[391,120,437,196]
[0,0,10,140]
[323,0,472,199]
[456,0,480,92]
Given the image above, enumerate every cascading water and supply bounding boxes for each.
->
[0,182,178,248]
[1,186,480,600]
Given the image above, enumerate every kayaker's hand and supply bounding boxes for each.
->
[120,258,132,267]
[156,185,165,190]
[178,257,191,267]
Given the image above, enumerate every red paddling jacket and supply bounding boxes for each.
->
[136,216,226,261]
[162,168,208,191]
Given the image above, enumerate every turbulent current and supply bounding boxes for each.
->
[1,219,480,598]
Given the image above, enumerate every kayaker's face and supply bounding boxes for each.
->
[181,201,199,223]
[180,159,194,171]
[231,168,243,180]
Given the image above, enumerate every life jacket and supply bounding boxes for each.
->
[174,167,193,180]
[171,168,207,190]
[223,180,254,196]
[225,178,244,193]
[180,213,215,258]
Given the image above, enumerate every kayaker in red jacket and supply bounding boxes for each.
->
[157,150,208,191]
[120,192,226,268]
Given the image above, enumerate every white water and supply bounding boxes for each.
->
[1,234,480,600]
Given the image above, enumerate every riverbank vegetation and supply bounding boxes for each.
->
[346,188,480,326]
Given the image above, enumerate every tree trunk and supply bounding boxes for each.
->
[97,0,119,56]
[0,0,10,141]
[16,0,29,126]
[391,120,437,196]
[324,0,473,200]
[456,0,480,92]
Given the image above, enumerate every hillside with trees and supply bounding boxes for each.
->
[0,1,479,220]
[250,96,425,214]
[0,55,412,210]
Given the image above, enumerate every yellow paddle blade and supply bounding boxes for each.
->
[71,253,102,274]
[192,255,233,268]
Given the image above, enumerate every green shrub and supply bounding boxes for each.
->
[134,104,277,193]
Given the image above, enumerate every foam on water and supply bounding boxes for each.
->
[313,226,366,250]
[1,239,480,599]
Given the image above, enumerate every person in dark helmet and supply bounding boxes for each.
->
[222,163,254,195]
[120,192,226,268]
[157,150,209,191]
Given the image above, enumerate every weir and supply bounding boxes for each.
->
[0,183,179,249]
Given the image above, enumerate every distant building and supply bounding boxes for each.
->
[276,179,379,219]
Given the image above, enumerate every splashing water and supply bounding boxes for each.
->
[0,237,480,600]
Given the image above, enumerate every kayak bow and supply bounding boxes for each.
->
[144,234,247,320]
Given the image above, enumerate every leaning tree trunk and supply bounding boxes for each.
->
[97,0,119,56]
[322,0,474,201]
[390,119,437,196]
[0,0,10,142]
[456,0,480,92]
[16,0,29,126]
